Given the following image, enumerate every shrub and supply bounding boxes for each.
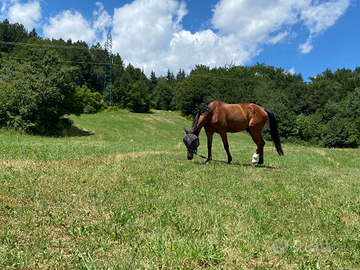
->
[76,85,102,113]
[0,51,84,135]
[320,119,358,148]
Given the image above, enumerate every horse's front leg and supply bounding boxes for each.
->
[220,131,232,164]
[205,131,213,164]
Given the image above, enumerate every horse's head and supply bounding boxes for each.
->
[183,127,199,160]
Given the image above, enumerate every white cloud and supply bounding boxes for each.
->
[298,38,314,54]
[212,0,351,54]
[42,2,112,44]
[287,67,296,75]
[1,0,41,30]
[267,31,290,45]
[212,0,298,44]
[300,0,351,35]
[92,2,112,44]
[43,10,96,42]
[297,0,351,53]
[168,30,259,71]
[93,2,112,32]
[112,0,188,73]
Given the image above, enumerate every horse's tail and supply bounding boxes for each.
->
[264,109,284,156]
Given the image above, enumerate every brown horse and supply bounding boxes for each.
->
[183,100,283,166]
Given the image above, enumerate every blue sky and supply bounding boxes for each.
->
[0,0,358,81]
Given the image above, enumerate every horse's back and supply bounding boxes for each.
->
[207,101,268,133]
[208,101,250,132]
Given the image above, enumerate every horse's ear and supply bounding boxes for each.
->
[184,127,189,134]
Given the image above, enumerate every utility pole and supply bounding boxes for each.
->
[104,31,113,105]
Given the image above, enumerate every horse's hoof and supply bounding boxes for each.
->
[252,162,260,167]
[205,159,212,164]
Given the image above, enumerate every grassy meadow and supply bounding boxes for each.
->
[1,110,360,269]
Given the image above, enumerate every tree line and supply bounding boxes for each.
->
[0,20,359,147]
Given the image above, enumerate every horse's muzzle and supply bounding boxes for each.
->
[183,133,199,161]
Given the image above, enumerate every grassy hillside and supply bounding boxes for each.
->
[1,110,359,269]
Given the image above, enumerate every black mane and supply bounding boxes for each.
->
[191,100,214,130]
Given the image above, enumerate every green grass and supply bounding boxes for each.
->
[1,110,360,269]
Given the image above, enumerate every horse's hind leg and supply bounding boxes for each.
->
[248,130,265,166]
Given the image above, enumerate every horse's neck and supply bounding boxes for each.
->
[195,113,210,134]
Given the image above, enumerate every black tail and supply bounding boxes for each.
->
[264,109,284,156]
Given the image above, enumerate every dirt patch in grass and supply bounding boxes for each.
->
[111,150,168,161]
[1,159,57,171]
[1,151,170,172]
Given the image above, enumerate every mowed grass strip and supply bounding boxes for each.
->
[1,110,360,269]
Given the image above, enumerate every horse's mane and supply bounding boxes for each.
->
[191,100,214,130]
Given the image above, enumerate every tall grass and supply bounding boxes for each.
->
[1,110,359,269]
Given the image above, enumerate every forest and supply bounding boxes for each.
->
[0,19,360,148]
